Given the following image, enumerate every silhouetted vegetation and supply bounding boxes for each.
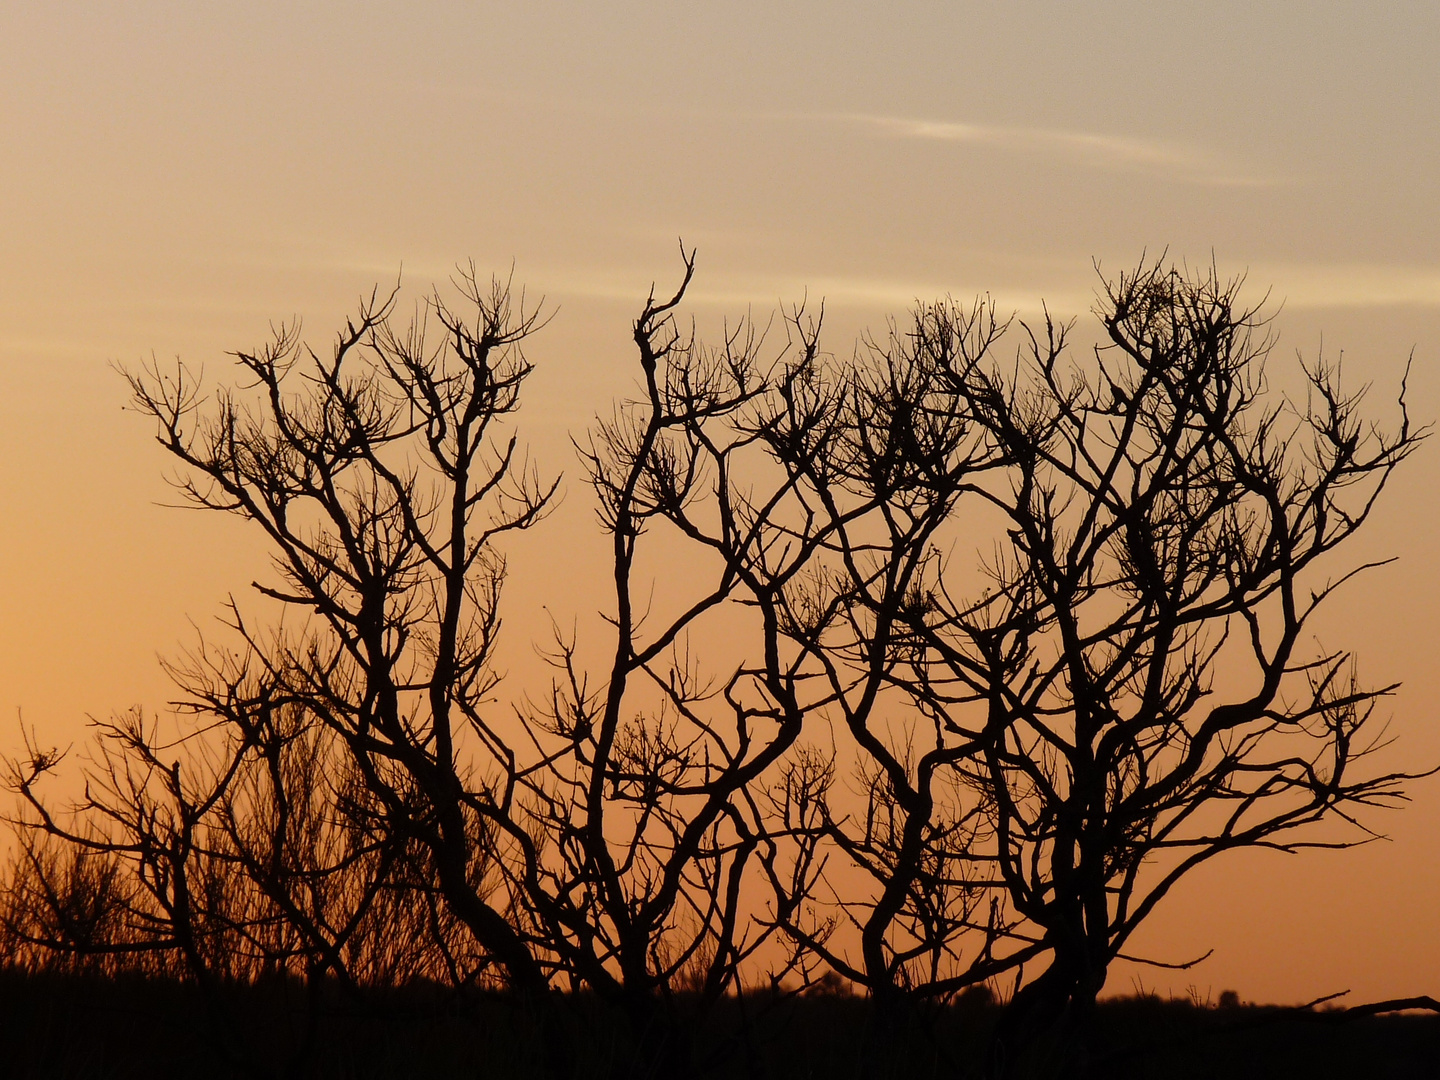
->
[3,252,1431,1078]
[1,969,1438,1079]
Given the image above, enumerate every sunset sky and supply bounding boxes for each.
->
[2,1,1438,1004]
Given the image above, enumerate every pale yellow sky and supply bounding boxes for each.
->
[2,1,1438,1003]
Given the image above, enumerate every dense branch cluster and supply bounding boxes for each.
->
[3,255,1425,1076]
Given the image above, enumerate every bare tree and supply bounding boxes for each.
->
[6,269,560,1075]
[753,299,1043,1007]
[109,271,560,998]
[9,256,869,1074]
[497,252,990,1062]
[731,259,1425,1076]
[875,259,1427,1074]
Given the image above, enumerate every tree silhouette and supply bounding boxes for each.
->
[4,254,1427,1079]
[869,261,1424,1074]
[742,259,1427,1075]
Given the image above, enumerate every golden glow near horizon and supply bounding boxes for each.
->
[2,1,1438,1003]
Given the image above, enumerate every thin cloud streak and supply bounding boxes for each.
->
[1254,262,1440,309]
[314,250,1440,323]
[370,82,1286,190]
[847,114,1288,188]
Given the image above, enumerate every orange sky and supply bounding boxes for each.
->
[2,1,1438,1004]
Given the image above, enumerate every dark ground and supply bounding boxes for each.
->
[2,969,1436,1079]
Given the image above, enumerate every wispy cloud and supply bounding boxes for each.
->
[684,274,1087,317]
[1252,262,1440,309]
[322,247,1440,321]
[529,262,1440,319]
[848,114,1287,188]
[476,267,1089,320]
